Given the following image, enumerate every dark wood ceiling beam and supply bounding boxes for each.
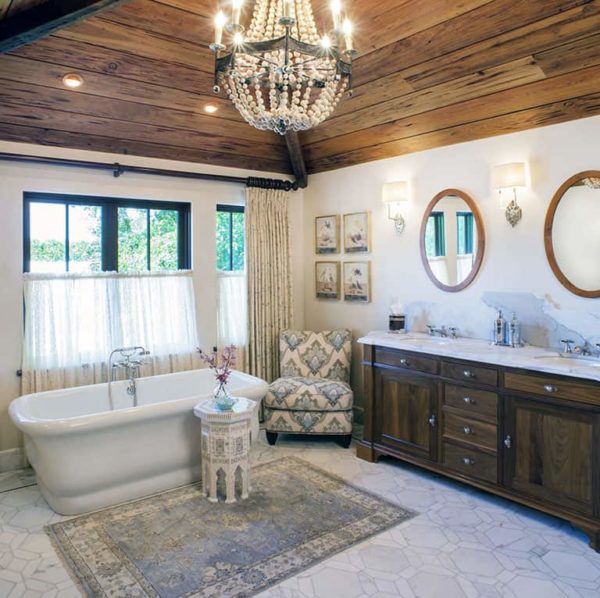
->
[305,63,600,162]
[306,93,600,173]
[285,131,308,189]
[0,121,292,173]
[0,0,128,53]
[0,0,13,19]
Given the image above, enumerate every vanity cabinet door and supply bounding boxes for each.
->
[503,397,599,517]
[374,368,439,461]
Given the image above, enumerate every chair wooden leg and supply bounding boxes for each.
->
[266,431,278,446]
[339,434,352,449]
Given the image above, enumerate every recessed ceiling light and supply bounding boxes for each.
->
[203,103,218,114]
[62,73,84,89]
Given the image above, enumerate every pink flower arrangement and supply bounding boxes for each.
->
[198,345,237,386]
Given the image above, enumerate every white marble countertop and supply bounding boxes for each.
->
[358,331,600,383]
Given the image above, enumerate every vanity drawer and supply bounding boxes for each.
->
[442,361,498,387]
[504,372,600,405]
[442,442,497,484]
[375,348,439,375]
[443,411,497,452]
[444,384,498,421]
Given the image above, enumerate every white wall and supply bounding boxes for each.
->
[0,141,304,452]
[302,116,600,414]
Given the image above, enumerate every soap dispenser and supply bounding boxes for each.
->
[493,310,506,345]
[507,312,521,348]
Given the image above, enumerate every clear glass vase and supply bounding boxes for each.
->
[213,381,236,411]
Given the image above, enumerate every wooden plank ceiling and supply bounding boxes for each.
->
[0,0,599,177]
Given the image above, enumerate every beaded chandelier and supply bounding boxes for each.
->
[210,0,356,135]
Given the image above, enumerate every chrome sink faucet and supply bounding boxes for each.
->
[560,339,600,360]
[427,325,459,339]
[108,346,151,408]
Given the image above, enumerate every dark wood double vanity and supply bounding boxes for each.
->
[357,338,600,550]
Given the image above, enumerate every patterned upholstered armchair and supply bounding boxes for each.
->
[263,330,353,447]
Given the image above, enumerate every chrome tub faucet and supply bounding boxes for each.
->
[108,346,151,408]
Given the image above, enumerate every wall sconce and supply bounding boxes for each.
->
[382,181,408,234]
[492,162,527,227]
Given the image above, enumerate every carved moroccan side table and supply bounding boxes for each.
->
[193,397,254,503]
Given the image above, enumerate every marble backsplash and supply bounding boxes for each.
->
[405,292,600,351]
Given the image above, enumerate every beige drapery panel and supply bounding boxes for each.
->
[246,187,293,382]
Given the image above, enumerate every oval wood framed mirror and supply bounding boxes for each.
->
[420,189,485,292]
[544,171,600,298]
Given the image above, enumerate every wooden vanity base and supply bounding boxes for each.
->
[357,343,600,552]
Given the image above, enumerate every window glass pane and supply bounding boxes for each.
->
[118,207,149,272]
[69,205,102,272]
[150,209,178,270]
[231,211,245,271]
[216,210,232,271]
[30,202,66,272]
[425,213,445,258]
[457,213,473,255]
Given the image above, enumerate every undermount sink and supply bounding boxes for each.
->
[388,334,454,346]
[535,355,600,368]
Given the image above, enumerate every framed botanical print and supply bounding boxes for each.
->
[315,214,340,254]
[315,261,340,299]
[343,261,371,303]
[343,211,371,253]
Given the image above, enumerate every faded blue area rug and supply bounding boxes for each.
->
[46,457,415,597]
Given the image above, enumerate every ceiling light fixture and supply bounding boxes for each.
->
[62,73,84,89]
[209,0,356,135]
[203,103,219,114]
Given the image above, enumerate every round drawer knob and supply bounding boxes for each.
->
[463,426,473,435]
[462,457,475,466]
[463,397,475,405]
[463,370,475,379]
[400,358,409,366]
[543,384,558,393]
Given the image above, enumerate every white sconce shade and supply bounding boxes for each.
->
[382,181,408,234]
[492,162,526,189]
[492,162,527,227]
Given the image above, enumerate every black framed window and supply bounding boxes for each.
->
[23,193,191,273]
[456,211,474,255]
[425,211,445,257]
[216,204,245,271]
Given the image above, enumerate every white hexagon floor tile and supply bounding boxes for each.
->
[2,435,600,598]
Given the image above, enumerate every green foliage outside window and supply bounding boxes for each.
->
[29,203,180,272]
[216,208,244,271]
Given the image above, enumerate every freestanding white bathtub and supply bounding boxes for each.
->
[9,369,268,515]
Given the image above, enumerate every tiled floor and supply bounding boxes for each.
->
[1,436,600,597]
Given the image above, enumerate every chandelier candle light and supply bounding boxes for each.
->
[209,0,356,134]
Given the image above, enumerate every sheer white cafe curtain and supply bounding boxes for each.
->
[217,271,248,372]
[21,270,202,394]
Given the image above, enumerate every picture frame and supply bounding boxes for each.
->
[343,211,371,253]
[343,261,371,303]
[315,214,340,254]
[315,261,341,299]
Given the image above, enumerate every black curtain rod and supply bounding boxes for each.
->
[0,152,298,191]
